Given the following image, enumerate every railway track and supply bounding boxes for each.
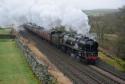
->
[89,65,125,84]
[20,29,125,84]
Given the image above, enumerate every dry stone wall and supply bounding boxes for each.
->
[15,37,57,84]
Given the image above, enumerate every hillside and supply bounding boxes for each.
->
[83,9,120,16]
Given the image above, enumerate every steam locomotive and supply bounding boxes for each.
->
[23,23,98,64]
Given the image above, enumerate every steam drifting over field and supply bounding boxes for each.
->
[0,0,90,35]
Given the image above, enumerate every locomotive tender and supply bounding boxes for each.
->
[23,23,98,64]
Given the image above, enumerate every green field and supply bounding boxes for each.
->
[0,29,39,84]
[0,28,11,35]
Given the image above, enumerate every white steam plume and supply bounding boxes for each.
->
[0,0,90,35]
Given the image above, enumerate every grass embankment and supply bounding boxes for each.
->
[98,34,125,72]
[0,28,11,34]
[0,28,39,84]
[99,52,125,72]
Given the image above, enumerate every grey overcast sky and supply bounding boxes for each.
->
[0,0,125,10]
[39,0,125,10]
